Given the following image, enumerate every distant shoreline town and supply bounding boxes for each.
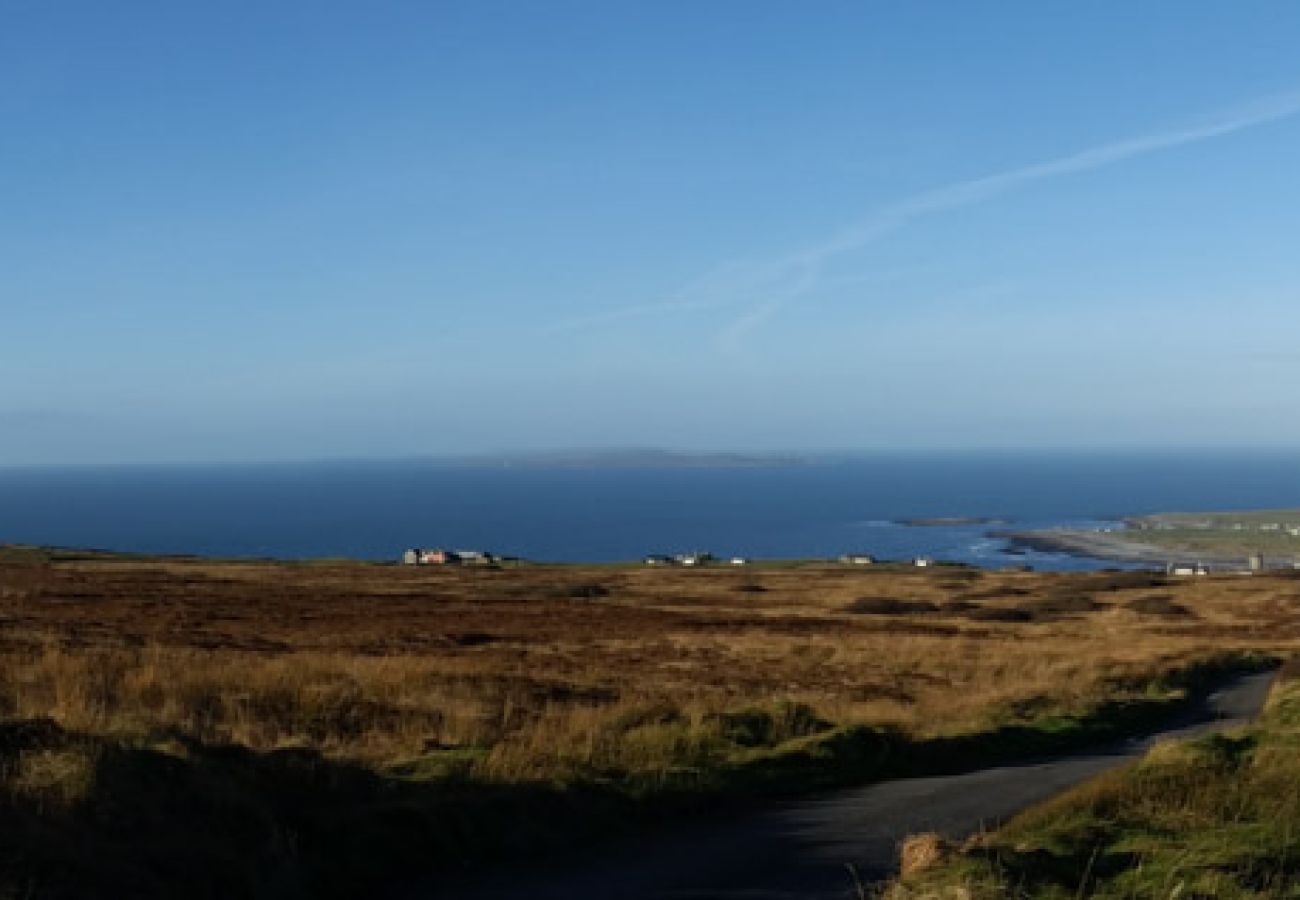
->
[1002,508,1300,573]
[400,547,946,569]
[403,507,1300,575]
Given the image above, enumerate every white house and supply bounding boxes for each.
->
[676,552,713,567]
[455,550,496,565]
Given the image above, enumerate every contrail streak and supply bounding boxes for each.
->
[554,87,1300,346]
[800,88,1300,266]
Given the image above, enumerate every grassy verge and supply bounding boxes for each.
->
[886,658,1300,900]
[0,653,1273,900]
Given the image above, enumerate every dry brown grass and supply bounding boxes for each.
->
[3,556,1300,898]
[2,558,1299,782]
[898,832,954,879]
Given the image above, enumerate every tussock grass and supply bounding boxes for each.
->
[1125,593,1196,618]
[846,597,941,615]
[8,745,98,808]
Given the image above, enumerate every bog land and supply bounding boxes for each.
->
[1,547,1299,897]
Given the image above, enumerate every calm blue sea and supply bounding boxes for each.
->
[1,453,1298,570]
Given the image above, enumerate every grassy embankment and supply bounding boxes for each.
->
[886,658,1300,899]
[1,548,1297,897]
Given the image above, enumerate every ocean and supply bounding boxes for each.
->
[1,452,1299,570]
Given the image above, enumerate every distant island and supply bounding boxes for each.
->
[895,516,1008,527]
[1002,507,1300,566]
[429,448,807,470]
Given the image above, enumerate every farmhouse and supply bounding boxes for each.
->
[840,553,876,565]
[675,552,714,567]
[401,548,497,566]
[455,550,497,566]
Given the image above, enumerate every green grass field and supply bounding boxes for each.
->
[1124,509,1300,560]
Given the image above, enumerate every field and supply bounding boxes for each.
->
[1139,509,1300,528]
[2,549,1300,897]
[1011,509,1300,566]
[1126,509,1300,560]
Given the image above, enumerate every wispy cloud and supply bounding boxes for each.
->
[717,88,1300,346]
[557,87,1300,348]
[802,89,1300,260]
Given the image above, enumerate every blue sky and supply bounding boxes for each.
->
[6,2,1300,463]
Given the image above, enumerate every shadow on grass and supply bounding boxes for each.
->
[0,720,642,900]
[0,653,1276,899]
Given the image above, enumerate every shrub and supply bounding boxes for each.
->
[962,606,1033,623]
[560,583,610,599]
[846,598,940,615]
[710,702,830,748]
[1039,594,1104,615]
[1125,594,1195,618]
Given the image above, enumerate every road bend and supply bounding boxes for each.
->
[426,669,1276,900]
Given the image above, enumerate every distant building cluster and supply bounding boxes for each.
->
[399,547,939,568]
[839,554,876,565]
[1164,553,1300,576]
[643,552,721,567]
[401,548,499,566]
[1140,518,1300,537]
[640,551,942,568]
[398,546,967,569]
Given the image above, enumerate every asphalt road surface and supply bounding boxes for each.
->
[427,669,1276,900]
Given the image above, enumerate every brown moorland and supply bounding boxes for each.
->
[1,550,1298,897]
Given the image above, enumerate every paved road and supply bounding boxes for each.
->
[427,670,1276,900]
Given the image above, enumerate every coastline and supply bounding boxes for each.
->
[999,527,1291,567]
